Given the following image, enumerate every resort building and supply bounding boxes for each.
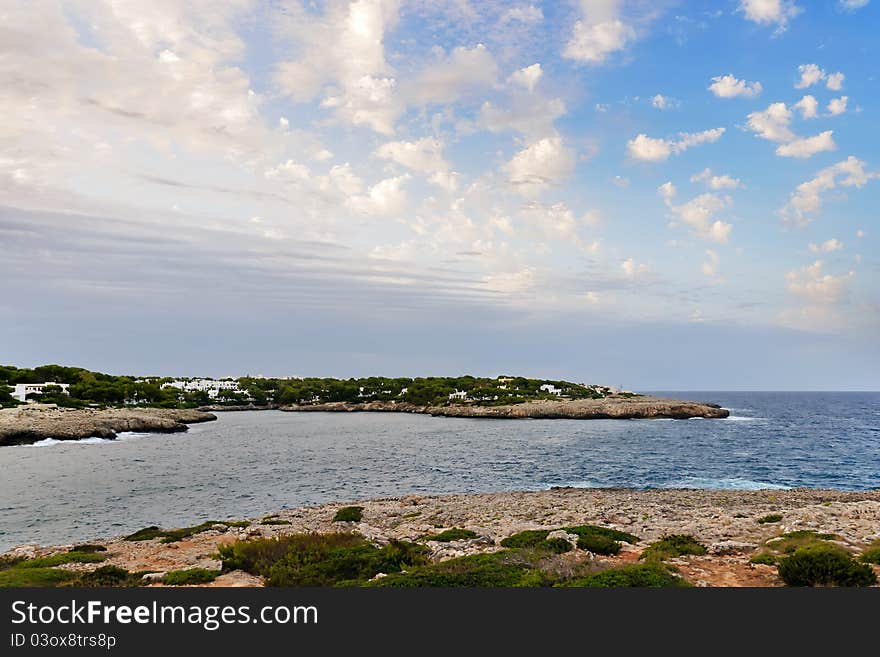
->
[11,382,71,402]
[539,383,563,396]
[162,378,241,399]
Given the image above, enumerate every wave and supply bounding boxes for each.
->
[27,432,152,448]
[659,477,790,490]
[723,415,765,422]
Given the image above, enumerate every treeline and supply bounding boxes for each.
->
[1,365,611,409]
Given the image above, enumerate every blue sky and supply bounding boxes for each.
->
[1,0,878,389]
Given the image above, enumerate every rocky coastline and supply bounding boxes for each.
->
[0,406,217,446]
[3,488,878,587]
[280,395,730,419]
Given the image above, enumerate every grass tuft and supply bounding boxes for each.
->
[422,528,478,542]
[777,543,876,587]
[160,568,220,586]
[757,514,783,524]
[640,535,707,561]
[332,507,364,523]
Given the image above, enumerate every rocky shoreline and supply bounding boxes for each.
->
[280,395,730,419]
[0,406,217,446]
[4,488,877,587]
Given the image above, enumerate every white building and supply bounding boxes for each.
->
[539,383,563,396]
[162,378,241,399]
[12,382,70,403]
[448,390,468,400]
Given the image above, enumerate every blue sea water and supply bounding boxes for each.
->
[0,391,877,550]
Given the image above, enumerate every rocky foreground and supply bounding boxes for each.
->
[0,406,217,446]
[6,488,878,587]
[281,395,730,419]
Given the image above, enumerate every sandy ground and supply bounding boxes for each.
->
[6,488,879,587]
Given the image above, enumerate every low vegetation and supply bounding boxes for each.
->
[640,535,707,561]
[124,520,248,543]
[368,551,554,587]
[160,568,220,586]
[332,506,364,523]
[16,549,107,569]
[764,530,838,555]
[777,543,876,587]
[860,542,880,565]
[749,552,779,566]
[757,514,783,524]
[422,528,478,542]
[561,563,691,588]
[218,533,429,586]
[498,530,571,553]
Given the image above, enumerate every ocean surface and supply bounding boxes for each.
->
[0,391,877,551]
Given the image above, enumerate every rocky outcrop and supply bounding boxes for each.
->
[280,396,729,420]
[196,404,278,412]
[0,406,216,446]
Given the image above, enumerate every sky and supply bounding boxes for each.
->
[1,0,878,389]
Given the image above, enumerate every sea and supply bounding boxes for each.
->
[0,391,877,551]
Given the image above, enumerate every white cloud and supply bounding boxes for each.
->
[826,72,845,90]
[501,5,544,24]
[827,96,848,116]
[701,249,721,278]
[520,201,596,247]
[779,156,879,226]
[375,137,450,173]
[407,43,498,106]
[627,128,725,162]
[808,238,843,253]
[794,95,818,119]
[509,63,543,92]
[564,19,636,64]
[663,190,734,243]
[795,64,826,89]
[739,0,802,29]
[504,136,575,196]
[856,229,865,238]
[652,94,677,109]
[346,174,410,216]
[621,257,649,278]
[786,260,854,304]
[708,74,762,98]
[691,168,742,190]
[776,131,836,158]
[265,159,311,183]
[839,0,870,10]
[747,102,795,142]
[474,95,566,140]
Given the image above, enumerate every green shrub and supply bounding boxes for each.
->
[218,533,428,587]
[749,553,778,566]
[0,555,25,571]
[561,563,691,588]
[543,537,574,554]
[18,551,107,568]
[563,525,639,544]
[576,533,621,556]
[766,530,838,555]
[757,514,783,524]
[777,543,876,587]
[76,565,142,587]
[124,521,242,543]
[640,535,707,561]
[860,547,880,565]
[261,519,291,525]
[500,530,550,548]
[369,551,554,587]
[160,568,220,585]
[422,528,478,542]
[332,506,364,523]
[0,567,77,588]
[70,544,107,553]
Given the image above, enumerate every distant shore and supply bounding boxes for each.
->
[278,395,730,420]
[3,487,877,587]
[0,406,216,446]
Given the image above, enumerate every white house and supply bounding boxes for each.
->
[448,390,468,400]
[162,378,241,399]
[539,383,563,396]
[12,382,70,403]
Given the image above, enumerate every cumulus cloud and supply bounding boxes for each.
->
[786,260,854,304]
[747,102,836,158]
[621,257,649,278]
[691,168,742,190]
[838,0,870,10]
[708,74,762,98]
[504,136,575,196]
[659,183,733,243]
[827,96,848,116]
[346,174,410,216]
[375,137,450,174]
[776,131,836,158]
[520,201,598,249]
[808,238,843,253]
[794,95,818,119]
[407,43,498,105]
[795,64,845,91]
[563,1,647,65]
[779,156,879,226]
[651,94,677,109]
[509,63,543,92]
[739,0,802,29]
[627,128,725,162]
